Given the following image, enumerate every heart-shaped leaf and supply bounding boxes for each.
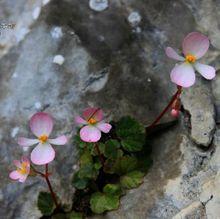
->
[116,116,145,152]
[37,192,55,216]
[103,184,122,196]
[78,164,98,179]
[121,138,143,152]
[72,172,89,190]
[120,171,144,189]
[113,156,138,175]
[90,192,120,214]
[80,149,92,166]
[104,140,122,159]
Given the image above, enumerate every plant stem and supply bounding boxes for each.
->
[31,164,59,208]
[147,86,182,130]
[94,143,105,166]
[30,165,44,177]
[44,164,59,209]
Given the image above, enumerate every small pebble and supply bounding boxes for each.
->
[12,72,18,78]
[22,147,29,152]
[128,11,142,27]
[99,35,105,42]
[147,78,151,82]
[53,55,65,65]
[11,127,19,138]
[135,27,142,33]
[32,7,41,20]
[34,102,42,109]
[73,165,78,170]
[89,0,108,12]
[50,27,63,39]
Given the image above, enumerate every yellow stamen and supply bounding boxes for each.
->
[88,117,97,125]
[17,162,28,175]
[185,54,196,63]
[38,134,48,144]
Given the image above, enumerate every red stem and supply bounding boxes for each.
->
[148,86,182,129]
[31,165,44,177]
[31,165,59,208]
[45,164,59,208]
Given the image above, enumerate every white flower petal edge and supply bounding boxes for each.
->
[194,62,216,80]
[165,47,185,61]
[170,62,196,88]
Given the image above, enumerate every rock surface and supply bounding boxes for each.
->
[0,0,220,219]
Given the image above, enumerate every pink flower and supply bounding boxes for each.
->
[18,112,68,165]
[166,32,216,88]
[9,157,30,183]
[75,107,112,142]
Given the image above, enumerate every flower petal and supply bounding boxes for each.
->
[194,62,216,80]
[31,143,55,165]
[75,116,87,125]
[82,108,103,122]
[9,171,21,180]
[13,160,21,168]
[170,62,196,88]
[18,137,39,147]
[96,122,112,133]
[80,125,101,142]
[30,112,53,137]
[48,135,68,145]
[19,175,28,183]
[182,32,209,59]
[165,47,185,61]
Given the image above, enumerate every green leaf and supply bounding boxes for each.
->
[75,135,87,149]
[90,192,120,214]
[103,159,115,174]
[72,172,89,190]
[116,116,145,152]
[106,139,120,148]
[91,143,105,156]
[121,138,143,152]
[94,161,102,170]
[116,116,145,137]
[104,156,137,174]
[80,149,93,166]
[120,171,144,189]
[114,156,138,175]
[98,143,105,154]
[104,140,121,159]
[37,192,55,216]
[67,211,83,219]
[103,184,122,196]
[78,164,99,179]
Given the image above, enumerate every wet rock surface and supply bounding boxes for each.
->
[0,0,220,218]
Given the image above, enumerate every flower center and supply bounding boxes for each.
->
[17,162,28,175]
[38,134,48,144]
[88,117,97,125]
[185,54,196,63]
